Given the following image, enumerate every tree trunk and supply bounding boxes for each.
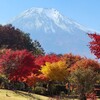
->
[47,81,53,96]
[79,93,86,100]
[79,87,86,100]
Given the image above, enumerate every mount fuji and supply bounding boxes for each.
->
[8,7,95,58]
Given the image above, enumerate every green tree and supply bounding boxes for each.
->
[70,59,100,100]
[0,24,44,55]
[71,67,98,100]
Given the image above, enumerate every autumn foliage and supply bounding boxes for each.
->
[40,61,70,82]
[0,24,100,99]
[35,54,60,66]
[88,33,100,59]
[0,49,40,86]
[71,58,100,72]
[0,47,99,96]
[70,58,100,100]
[61,53,82,68]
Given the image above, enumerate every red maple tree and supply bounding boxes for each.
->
[88,33,100,59]
[0,49,40,86]
[35,54,60,66]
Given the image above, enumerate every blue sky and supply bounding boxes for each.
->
[0,0,100,32]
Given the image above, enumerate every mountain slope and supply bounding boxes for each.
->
[8,7,95,58]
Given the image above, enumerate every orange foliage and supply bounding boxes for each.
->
[70,58,100,72]
[38,74,49,82]
[25,73,39,86]
[61,53,82,68]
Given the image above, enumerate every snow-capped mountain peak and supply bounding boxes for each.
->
[8,7,95,58]
[9,7,91,33]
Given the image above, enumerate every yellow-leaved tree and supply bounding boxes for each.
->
[40,61,69,82]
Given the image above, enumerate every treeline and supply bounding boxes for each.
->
[0,24,100,100]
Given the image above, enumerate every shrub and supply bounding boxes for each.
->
[34,86,47,95]
[53,84,68,95]
[8,81,25,90]
[0,74,9,89]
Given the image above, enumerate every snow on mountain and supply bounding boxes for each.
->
[8,7,95,58]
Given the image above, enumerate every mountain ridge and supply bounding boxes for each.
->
[9,7,93,33]
[7,7,96,58]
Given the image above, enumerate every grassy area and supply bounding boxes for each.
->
[0,89,100,100]
[0,89,49,100]
[0,89,78,100]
